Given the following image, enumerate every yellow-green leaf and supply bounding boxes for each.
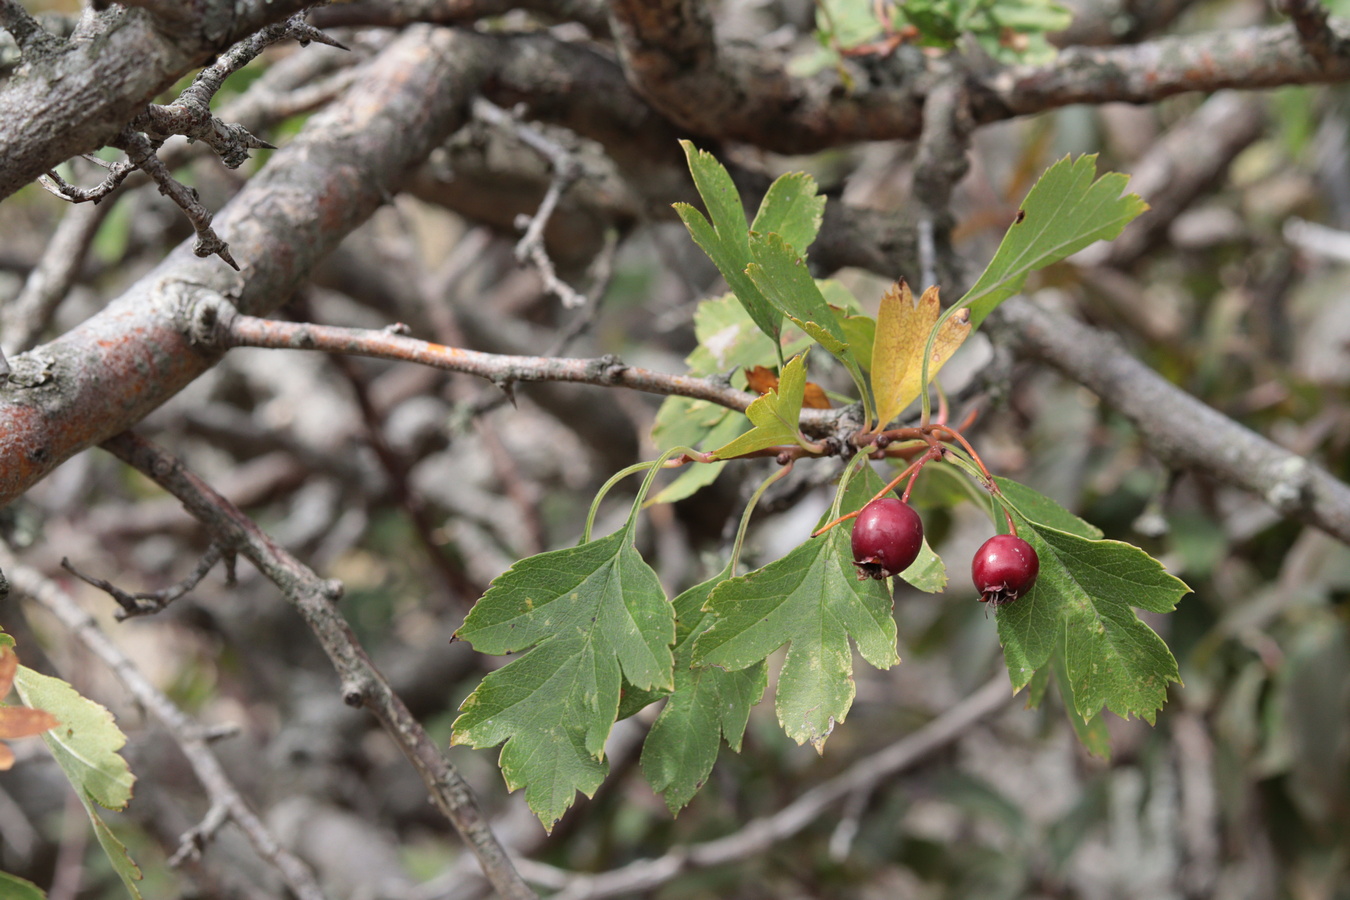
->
[711,352,810,459]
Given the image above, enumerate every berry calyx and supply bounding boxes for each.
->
[971,534,1039,607]
[851,498,923,580]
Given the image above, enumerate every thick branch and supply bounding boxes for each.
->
[606,1,1350,154]
[976,19,1350,120]
[0,26,488,507]
[997,296,1350,544]
[605,0,927,152]
[0,0,312,201]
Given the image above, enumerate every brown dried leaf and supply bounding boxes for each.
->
[745,365,832,409]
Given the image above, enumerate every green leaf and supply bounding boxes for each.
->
[837,312,876,373]
[815,0,886,48]
[751,172,826,260]
[682,294,777,376]
[1051,632,1112,758]
[960,154,1148,329]
[451,523,674,828]
[0,871,45,900]
[746,233,872,414]
[13,668,133,812]
[993,477,1103,540]
[693,527,898,751]
[642,570,767,813]
[14,667,143,899]
[747,232,848,349]
[677,142,782,348]
[994,521,1187,724]
[710,352,810,459]
[897,537,947,593]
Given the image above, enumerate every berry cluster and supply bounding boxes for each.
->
[849,498,1039,607]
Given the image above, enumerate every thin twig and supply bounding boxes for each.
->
[98,431,539,900]
[112,128,240,269]
[132,13,344,168]
[474,98,590,308]
[0,549,330,900]
[208,306,838,432]
[38,158,137,204]
[60,545,228,620]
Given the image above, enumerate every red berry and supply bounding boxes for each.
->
[851,498,923,580]
[971,534,1039,607]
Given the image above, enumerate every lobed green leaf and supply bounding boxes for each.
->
[641,571,767,813]
[693,521,898,751]
[994,520,1186,725]
[960,154,1147,329]
[451,525,674,828]
[711,352,810,459]
[14,667,143,898]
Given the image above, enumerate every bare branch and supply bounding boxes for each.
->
[61,545,228,620]
[0,0,314,201]
[979,18,1350,120]
[0,26,490,508]
[38,158,138,203]
[133,13,342,167]
[473,98,590,308]
[0,550,330,900]
[209,308,845,432]
[98,431,538,900]
[112,127,240,269]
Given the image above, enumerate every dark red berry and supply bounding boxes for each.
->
[971,534,1039,607]
[851,498,923,580]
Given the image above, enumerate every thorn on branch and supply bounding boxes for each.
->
[113,128,240,270]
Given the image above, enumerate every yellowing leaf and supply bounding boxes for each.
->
[870,282,970,427]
